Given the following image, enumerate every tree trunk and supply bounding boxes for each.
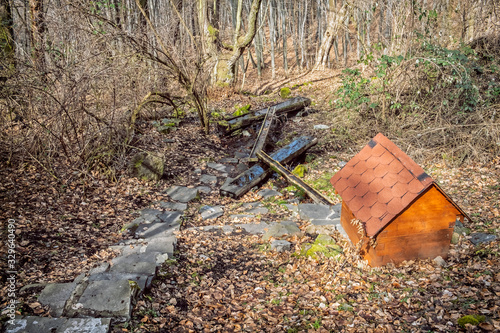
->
[199,0,263,86]
[0,0,15,62]
[28,0,46,72]
[314,1,347,70]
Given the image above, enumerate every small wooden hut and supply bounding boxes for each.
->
[330,133,470,266]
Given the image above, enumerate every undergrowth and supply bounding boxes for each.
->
[331,35,500,165]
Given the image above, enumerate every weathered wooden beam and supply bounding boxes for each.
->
[218,96,311,135]
[256,151,334,205]
[220,136,318,198]
[247,106,277,162]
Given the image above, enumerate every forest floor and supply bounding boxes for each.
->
[1,69,499,332]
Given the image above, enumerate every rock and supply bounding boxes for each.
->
[19,283,48,294]
[433,256,447,267]
[300,234,343,259]
[207,162,233,174]
[165,186,199,203]
[163,138,175,143]
[38,283,77,317]
[338,161,347,167]
[158,202,188,211]
[262,222,301,241]
[110,252,159,275]
[196,186,212,194]
[200,205,224,220]
[194,168,202,175]
[451,232,460,245]
[234,150,250,159]
[236,163,249,173]
[311,218,341,226]
[469,233,497,245]
[271,240,291,252]
[219,157,238,164]
[230,214,255,221]
[132,211,181,238]
[313,124,330,130]
[284,204,298,213]
[88,272,153,291]
[200,174,217,185]
[5,317,111,333]
[257,189,282,199]
[77,280,135,321]
[242,130,251,137]
[336,225,349,241]
[89,263,110,276]
[138,208,162,223]
[244,206,269,215]
[298,203,341,221]
[234,222,273,234]
[145,236,176,257]
[130,152,165,181]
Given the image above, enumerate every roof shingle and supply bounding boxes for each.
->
[330,133,434,237]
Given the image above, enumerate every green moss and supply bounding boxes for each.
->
[233,104,251,116]
[280,87,291,98]
[300,234,343,259]
[457,315,485,328]
[292,164,307,178]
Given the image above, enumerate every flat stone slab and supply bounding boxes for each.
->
[38,282,76,317]
[88,272,153,291]
[469,233,497,245]
[230,214,255,221]
[158,201,188,211]
[135,218,180,239]
[144,236,176,257]
[110,252,159,275]
[200,205,224,220]
[285,204,298,212]
[263,222,301,241]
[244,207,269,215]
[298,203,341,221]
[5,317,111,333]
[196,186,212,194]
[200,174,217,185]
[258,189,282,199]
[77,280,134,321]
[219,157,239,164]
[207,162,233,174]
[165,186,199,203]
[271,240,292,252]
[311,218,341,226]
[234,222,274,234]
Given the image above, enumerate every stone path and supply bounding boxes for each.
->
[6,153,495,332]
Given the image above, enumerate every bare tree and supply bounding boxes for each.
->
[198,0,263,85]
[314,0,347,69]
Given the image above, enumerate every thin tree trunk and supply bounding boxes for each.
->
[28,0,46,72]
[314,1,347,69]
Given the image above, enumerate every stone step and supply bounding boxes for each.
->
[5,317,111,333]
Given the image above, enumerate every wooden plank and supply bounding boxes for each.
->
[220,136,318,198]
[256,151,334,205]
[248,106,277,162]
[218,97,311,135]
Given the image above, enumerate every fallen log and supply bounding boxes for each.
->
[220,136,317,198]
[256,151,334,205]
[218,96,311,135]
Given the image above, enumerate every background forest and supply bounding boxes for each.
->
[1,1,500,332]
[0,0,499,177]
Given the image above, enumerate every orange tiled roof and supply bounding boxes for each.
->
[330,133,433,237]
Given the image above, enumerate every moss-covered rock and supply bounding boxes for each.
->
[292,164,308,178]
[280,87,291,98]
[130,152,165,181]
[300,234,343,259]
[457,315,485,328]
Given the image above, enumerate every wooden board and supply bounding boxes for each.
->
[220,136,317,198]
